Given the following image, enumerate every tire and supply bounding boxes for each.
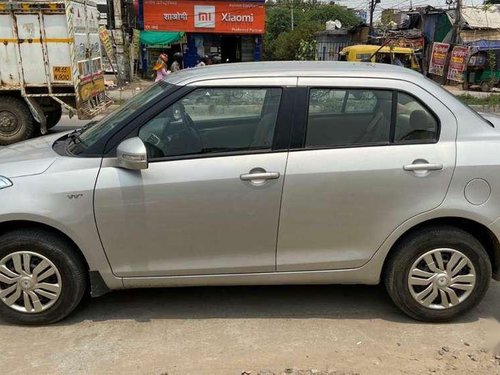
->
[45,105,62,129]
[385,226,491,322]
[481,81,492,93]
[0,229,88,325]
[0,96,36,145]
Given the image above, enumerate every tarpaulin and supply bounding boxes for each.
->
[139,31,184,46]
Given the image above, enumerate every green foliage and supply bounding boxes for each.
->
[456,93,500,106]
[298,39,317,61]
[272,23,323,60]
[263,1,359,61]
[488,50,498,82]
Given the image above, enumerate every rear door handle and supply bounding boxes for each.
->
[240,172,280,181]
[403,163,443,171]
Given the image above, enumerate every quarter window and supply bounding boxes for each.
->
[395,92,438,143]
[139,88,282,159]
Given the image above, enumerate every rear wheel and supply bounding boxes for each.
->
[480,81,492,92]
[385,226,491,322]
[0,230,88,325]
[45,105,62,129]
[0,97,36,145]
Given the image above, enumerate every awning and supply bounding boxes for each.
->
[466,39,500,51]
[139,31,184,46]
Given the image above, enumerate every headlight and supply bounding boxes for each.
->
[0,176,12,190]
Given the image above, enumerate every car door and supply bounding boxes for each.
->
[277,77,457,271]
[94,79,295,277]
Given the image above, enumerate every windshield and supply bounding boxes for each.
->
[67,81,170,155]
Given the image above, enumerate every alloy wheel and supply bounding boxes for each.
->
[408,248,476,310]
[0,251,62,313]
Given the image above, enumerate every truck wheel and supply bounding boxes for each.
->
[385,226,491,322]
[0,97,36,145]
[45,105,62,129]
[0,229,88,325]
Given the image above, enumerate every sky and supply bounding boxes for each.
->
[334,0,485,16]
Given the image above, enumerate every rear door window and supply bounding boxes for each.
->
[305,88,439,149]
[306,89,392,148]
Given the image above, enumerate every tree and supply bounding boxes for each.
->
[263,2,359,60]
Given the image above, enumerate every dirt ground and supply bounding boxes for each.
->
[0,282,498,375]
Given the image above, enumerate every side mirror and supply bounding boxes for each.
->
[116,137,148,170]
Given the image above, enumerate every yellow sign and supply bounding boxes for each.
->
[52,66,71,81]
[99,26,115,61]
[79,77,106,102]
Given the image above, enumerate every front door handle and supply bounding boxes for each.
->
[403,163,443,171]
[240,172,280,181]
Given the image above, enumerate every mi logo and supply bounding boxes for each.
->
[67,193,83,200]
[194,5,215,28]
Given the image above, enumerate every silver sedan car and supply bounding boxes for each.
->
[0,62,498,324]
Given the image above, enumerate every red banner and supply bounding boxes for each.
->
[385,37,425,50]
[447,46,469,82]
[143,0,266,34]
[428,42,450,76]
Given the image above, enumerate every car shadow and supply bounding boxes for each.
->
[37,283,499,326]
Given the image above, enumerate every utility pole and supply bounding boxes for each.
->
[112,0,129,85]
[290,1,294,31]
[369,0,380,40]
[442,0,462,84]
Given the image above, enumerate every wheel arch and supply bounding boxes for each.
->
[0,220,90,272]
[382,217,500,280]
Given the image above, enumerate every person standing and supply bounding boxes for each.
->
[196,55,210,67]
[153,53,169,82]
[171,52,183,72]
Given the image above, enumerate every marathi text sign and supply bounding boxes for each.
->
[447,46,469,82]
[429,42,450,77]
[143,0,266,34]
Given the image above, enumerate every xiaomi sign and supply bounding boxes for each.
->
[143,0,266,34]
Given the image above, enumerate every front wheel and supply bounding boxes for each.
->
[385,226,491,322]
[0,230,88,325]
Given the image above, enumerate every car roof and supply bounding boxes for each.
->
[166,61,424,85]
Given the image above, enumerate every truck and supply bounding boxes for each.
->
[0,0,111,145]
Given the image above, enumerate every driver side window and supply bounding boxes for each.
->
[138,87,282,159]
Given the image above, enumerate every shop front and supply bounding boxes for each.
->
[142,0,265,67]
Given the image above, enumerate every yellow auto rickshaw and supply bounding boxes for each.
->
[339,44,421,71]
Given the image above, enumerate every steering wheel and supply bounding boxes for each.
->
[177,104,203,148]
[144,142,164,159]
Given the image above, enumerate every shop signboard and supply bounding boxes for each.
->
[143,0,265,34]
[428,42,450,76]
[447,45,469,82]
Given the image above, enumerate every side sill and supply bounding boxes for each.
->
[122,266,380,289]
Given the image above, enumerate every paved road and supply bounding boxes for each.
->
[49,113,106,134]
